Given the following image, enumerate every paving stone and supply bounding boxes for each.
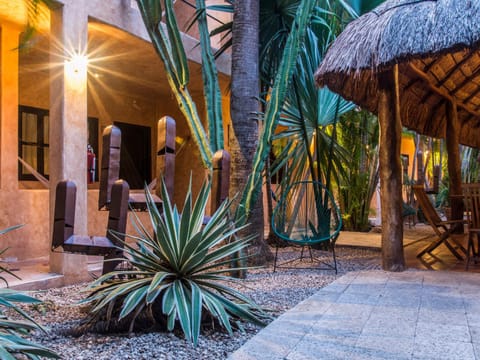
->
[287,333,357,360]
[421,293,465,312]
[322,302,374,323]
[369,305,419,322]
[310,318,365,337]
[470,325,480,343]
[418,307,468,326]
[351,334,414,360]
[413,338,476,360]
[362,318,417,338]
[286,343,354,360]
[343,283,386,295]
[337,290,381,305]
[473,342,480,359]
[415,321,471,343]
[231,271,480,360]
[378,293,422,308]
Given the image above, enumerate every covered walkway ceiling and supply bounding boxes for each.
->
[2,0,227,103]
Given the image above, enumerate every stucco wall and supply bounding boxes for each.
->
[2,1,231,263]
[0,190,50,262]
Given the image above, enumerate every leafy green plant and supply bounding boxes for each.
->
[336,110,379,231]
[0,225,24,286]
[0,225,59,359]
[0,288,60,359]
[82,179,268,345]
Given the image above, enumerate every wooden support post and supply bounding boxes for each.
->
[416,150,424,185]
[446,100,464,227]
[156,116,176,203]
[102,180,129,274]
[211,150,231,214]
[378,65,405,271]
[98,126,121,209]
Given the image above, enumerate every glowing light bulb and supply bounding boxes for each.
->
[65,54,88,88]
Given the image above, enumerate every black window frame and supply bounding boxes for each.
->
[18,105,99,182]
[18,105,49,181]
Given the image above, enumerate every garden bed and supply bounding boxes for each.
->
[27,247,381,360]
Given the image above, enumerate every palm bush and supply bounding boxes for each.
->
[336,110,379,231]
[82,180,268,345]
[0,225,59,359]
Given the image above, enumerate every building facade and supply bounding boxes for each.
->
[0,0,231,283]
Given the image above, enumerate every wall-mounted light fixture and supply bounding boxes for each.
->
[65,54,88,86]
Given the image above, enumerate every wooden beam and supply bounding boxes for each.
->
[435,51,475,88]
[463,82,480,105]
[450,63,480,96]
[409,63,480,118]
[378,64,405,272]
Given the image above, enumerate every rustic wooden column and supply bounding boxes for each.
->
[156,116,176,203]
[211,150,231,214]
[378,65,405,271]
[446,99,463,226]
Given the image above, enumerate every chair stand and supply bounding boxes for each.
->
[466,231,480,270]
[271,181,341,275]
[273,242,337,274]
[412,185,467,261]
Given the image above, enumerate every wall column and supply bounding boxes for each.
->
[0,25,21,191]
[378,65,405,271]
[49,0,90,282]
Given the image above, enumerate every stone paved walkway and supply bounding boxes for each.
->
[230,270,480,360]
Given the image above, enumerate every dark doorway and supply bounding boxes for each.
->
[114,121,151,189]
[88,117,99,182]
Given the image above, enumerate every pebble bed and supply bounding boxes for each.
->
[25,246,381,360]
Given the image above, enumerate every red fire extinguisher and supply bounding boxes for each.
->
[87,144,96,184]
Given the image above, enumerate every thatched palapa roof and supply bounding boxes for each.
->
[315,0,480,148]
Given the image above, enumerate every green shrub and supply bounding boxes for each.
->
[82,180,269,345]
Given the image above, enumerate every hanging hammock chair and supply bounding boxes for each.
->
[271,180,342,273]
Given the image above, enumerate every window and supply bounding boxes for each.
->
[18,106,49,180]
[18,105,99,182]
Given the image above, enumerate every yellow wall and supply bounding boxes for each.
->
[401,135,416,182]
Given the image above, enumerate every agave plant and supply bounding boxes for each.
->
[0,289,60,359]
[82,179,268,345]
[0,225,24,286]
[0,225,59,359]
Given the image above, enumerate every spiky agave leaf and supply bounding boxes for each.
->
[0,288,60,359]
[83,179,269,345]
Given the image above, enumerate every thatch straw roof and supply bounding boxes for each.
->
[315,0,480,148]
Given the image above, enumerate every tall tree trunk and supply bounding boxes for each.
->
[230,0,270,267]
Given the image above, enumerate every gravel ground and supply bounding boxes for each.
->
[23,246,381,360]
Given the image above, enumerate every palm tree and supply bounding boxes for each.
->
[229,0,270,267]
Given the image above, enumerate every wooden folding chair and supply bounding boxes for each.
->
[462,183,480,270]
[412,185,466,260]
